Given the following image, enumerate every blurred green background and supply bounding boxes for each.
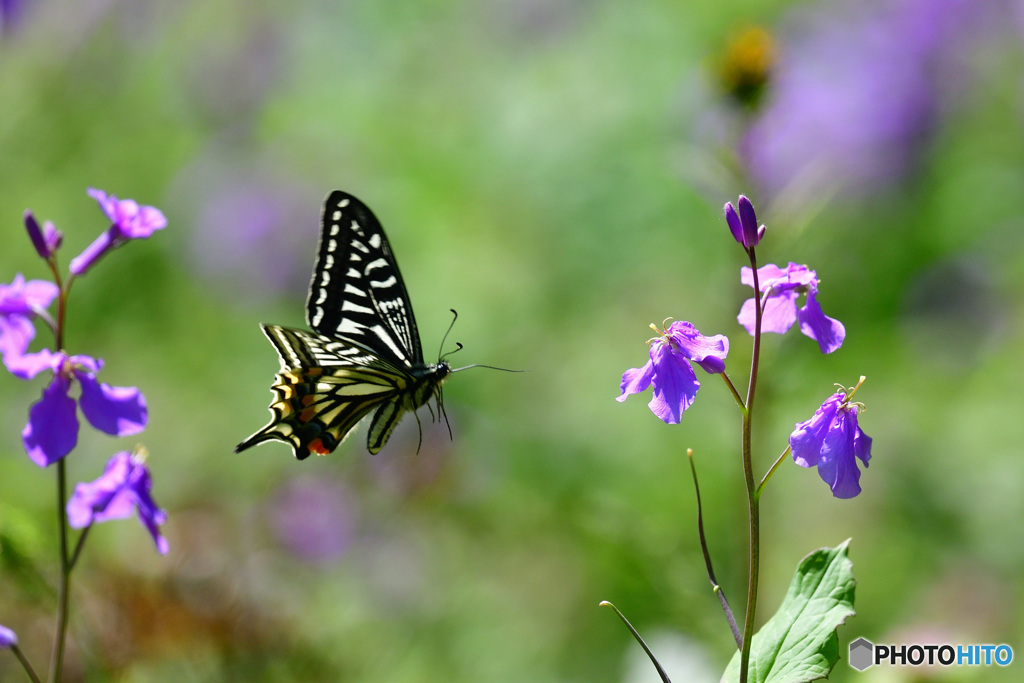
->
[2,0,1023,680]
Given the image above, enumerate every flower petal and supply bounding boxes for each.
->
[648,343,699,424]
[850,407,872,467]
[816,411,862,498]
[77,374,147,436]
[789,393,843,468]
[797,291,846,354]
[127,466,169,554]
[617,358,655,402]
[4,348,61,380]
[667,321,729,374]
[0,274,59,314]
[22,376,79,467]
[737,195,762,247]
[740,263,789,290]
[738,290,799,336]
[66,451,169,554]
[67,452,134,528]
[725,201,745,245]
[0,624,17,649]
[68,230,116,276]
[0,314,35,361]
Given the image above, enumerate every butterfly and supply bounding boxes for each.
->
[236,190,457,459]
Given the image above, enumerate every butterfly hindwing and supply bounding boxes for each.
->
[237,191,452,459]
[236,325,416,459]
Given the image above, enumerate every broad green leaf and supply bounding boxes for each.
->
[721,540,855,683]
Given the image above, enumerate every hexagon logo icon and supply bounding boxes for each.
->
[849,637,874,671]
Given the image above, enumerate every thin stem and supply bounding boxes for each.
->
[687,449,741,648]
[719,373,747,414]
[47,267,74,683]
[48,461,70,683]
[739,251,763,683]
[11,645,43,683]
[756,446,792,500]
[68,525,92,572]
[599,602,672,683]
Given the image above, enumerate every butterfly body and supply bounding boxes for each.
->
[236,191,452,459]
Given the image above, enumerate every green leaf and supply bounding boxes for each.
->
[721,540,856,683]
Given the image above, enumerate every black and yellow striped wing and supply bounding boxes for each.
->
[236,192,450,459]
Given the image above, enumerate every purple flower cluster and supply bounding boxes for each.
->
[2,188,168,552]
[616,194,872,497]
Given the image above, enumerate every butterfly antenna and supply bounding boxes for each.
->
[451,363,525,373]
[438,309,460,360]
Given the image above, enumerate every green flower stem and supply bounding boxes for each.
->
[720,373,747,414]
[68,525,92,572]
[757,446,792,500]
[47,274,73,683]
[48,460,70,683]
[11,644,42,683]
[687,450,741,648]
[599,602,673,683]
[739,251,763,683]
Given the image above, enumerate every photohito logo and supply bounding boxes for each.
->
[849,637,1013,672]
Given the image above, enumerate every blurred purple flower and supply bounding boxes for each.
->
[742,0,980,200]
[738,262,845,354]
[67,450,168,554]
[0,0,27,35]
[0,624,16,648]
[69,188,167,276]
[180,171,315,299]
[20,352,147,467]
[0,274,58,373]
[724,195,764,249]
[617,320,729,424]
[790,388,872,498]
[268,475,354,563]
[23,210,63,260]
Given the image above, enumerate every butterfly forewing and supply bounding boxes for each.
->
[308,191,424,366]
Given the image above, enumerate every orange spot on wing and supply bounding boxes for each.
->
[299,407,317,422]
[308,438,330,456]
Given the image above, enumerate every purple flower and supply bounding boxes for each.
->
[67,450,168,554]
[724,195,764,249]
[268,475,355,563]
[0,274,58,372]
[617,320,729,424]
[69,188,167,276]
[742,0,984,201]
[737,262,845,354]
[20,352,147,467]
[23,210,63,260]
[790,385,872,498]
[0,624,16,649]
[0,0,28,36]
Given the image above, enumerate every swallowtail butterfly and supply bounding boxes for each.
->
[236,191,455,459]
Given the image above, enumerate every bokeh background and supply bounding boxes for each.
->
[2,0,1023,680]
